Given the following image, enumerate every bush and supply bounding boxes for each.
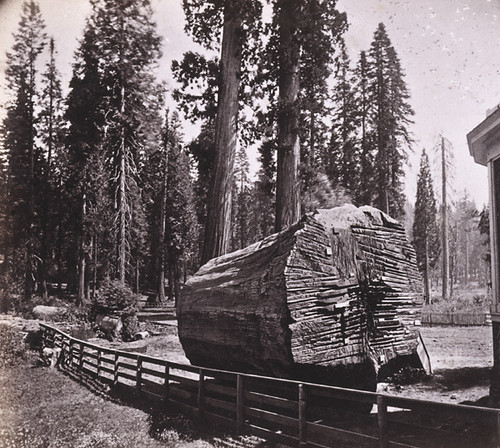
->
[92,279,141,341]
[0,324,34,367]
[94,279,140,312]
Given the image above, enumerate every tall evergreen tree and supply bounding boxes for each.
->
[164,127,198,304]
[65,25,106,304]
[328,44,358,197]
[365,23,413,217]
[37,37,65,298]
[298,1,347,214]
[2,0,47,300]
[413,149,440,304]
[89,0,164,284]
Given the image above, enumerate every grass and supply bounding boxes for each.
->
[423,284,491,313]
[0,321,265,448]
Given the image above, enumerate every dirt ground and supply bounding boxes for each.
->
[380,325,493,404]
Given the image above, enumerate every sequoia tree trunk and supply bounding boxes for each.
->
[201,0,243,264]
[275,0,301,232]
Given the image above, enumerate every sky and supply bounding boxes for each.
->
[0,0,497,208]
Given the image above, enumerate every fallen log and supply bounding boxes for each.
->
[178,205,429,391]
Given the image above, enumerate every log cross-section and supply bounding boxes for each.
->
[179,205,428,389]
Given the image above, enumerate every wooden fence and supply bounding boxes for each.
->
[41,323,500,448]
[421,311,491,326]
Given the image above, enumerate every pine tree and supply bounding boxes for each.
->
[413,149,440,304]
[328,44,358,197]
[365,23,413,218]
[37,37,65,299]
[2,0,47,300]
[65,25,106,304]
[90,0,164,284]
[164,129,198,304]
[299,1,347,214]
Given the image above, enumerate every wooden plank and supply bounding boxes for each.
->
[198,370,205,415]
[307,421,378,448]
[237,375,244,434]
[169,374,198,388]
[205,381,237,398]
[205,395,236,413]
[204,410,235,428]
[377,395,388,448]
[246,406,298,431]
[299,384,307,447]
[117,370,136,382]
[141,376,163,391]
[98,365,114,376]
[308,385,376,405]
[244,390,297,414]
[141,366,165,379]
[244,422,298,447]
[117,361,137,372]
[169,385,197,402]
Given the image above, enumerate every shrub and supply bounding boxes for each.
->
[92,279,141,341]
[0,324,35,367]
[94,279,140,312]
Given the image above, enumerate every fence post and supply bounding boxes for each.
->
[237,375,244,434]
[377,395,389,448]
[299,383,307,448]
[164,364,170,403]
[113,352,119,386]
[41,326,47,348]
[96,349,101,379]
[136,355,143,396]
[69,340,74,368]
[78,342,84,376]
[198,369,205,416]
[496,411,500,448]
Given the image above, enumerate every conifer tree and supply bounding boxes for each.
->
[2,0,47,300]
[328,44,358,197]
[413,149,440,304]
[37,37,65,298]
[365,23,413,217]
[89,0,164,284]
[65,25,106,303]
[164,127,198,304]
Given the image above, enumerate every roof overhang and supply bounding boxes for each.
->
[467,106,500,166]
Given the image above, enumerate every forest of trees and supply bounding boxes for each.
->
[0,0,490,307]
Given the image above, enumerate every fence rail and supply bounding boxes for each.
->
[40,323,500,448]
[421,311,491,326]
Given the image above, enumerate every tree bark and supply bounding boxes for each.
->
[441,136,449,300]
[117,84,127,284]
[275,0,301,232]
[424,237,430,305]
[157,149,167,303]
[201,0,243,264]
[76,192,87,306]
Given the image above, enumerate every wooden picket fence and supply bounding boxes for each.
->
[41,323,500,448]
[421,311,491,326]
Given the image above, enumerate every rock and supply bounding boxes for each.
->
[32,305,66,321]
[134,331,150,340]
[41,347,61,367]
[95,314,122,341]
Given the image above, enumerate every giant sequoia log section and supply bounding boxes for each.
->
[178,205,429,389]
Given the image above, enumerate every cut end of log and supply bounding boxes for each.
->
[178,205,428,388]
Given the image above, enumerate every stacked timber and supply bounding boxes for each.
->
[178,205,428,390]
